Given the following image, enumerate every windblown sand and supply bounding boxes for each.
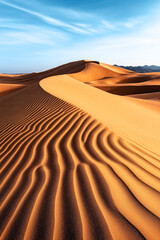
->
[0,60,160,240]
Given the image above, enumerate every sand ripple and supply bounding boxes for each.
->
[0,83,159,240]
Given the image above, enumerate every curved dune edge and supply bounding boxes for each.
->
[1,83,160,240]
[1,59,160,102]
[40,75,160,156]
[68,62,122,82]
[0,60,132,88]
[0,60,98,86]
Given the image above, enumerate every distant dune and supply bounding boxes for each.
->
[0,60,160,240]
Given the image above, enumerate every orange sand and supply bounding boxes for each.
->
[0,83,25,97]
[0,60,160,240]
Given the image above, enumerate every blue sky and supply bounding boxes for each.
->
[0,0,160,73]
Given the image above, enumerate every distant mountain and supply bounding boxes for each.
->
[114,64,160,73]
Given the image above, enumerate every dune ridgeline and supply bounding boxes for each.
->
[0,60,160,240]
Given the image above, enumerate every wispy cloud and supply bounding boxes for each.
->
[35,15,160,66]
[0,21,68,45]
[121,17,144,29]
[0,0,144,38]
[0,0,93,34]
[46,5,95,20]
[1,0,160,73]
[101,20,116,30]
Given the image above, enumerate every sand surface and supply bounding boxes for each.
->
[0,60,160,240]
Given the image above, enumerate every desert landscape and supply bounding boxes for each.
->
[0,60,160,240]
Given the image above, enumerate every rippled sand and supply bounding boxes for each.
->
[0,60,160,240]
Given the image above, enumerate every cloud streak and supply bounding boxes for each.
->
[0,0,92,34]
[35,16,160,66]
[0,0,144,37]
[0,20,68,45]
[1,0,160,73]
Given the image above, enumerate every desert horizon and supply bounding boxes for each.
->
[0,60,160,240]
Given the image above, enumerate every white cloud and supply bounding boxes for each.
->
[1,0,160,70]
[74,23,90,28]
[0,0,93,34]
[1,0,148,38]
[101,20,116,30]
[121,17,143,29]
[35,16,160,66]
[0,25,68,45]
[47,5,94,20]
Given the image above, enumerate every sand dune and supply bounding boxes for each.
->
[40,74,160,155]
[0,60,160,240]
[0,83,25,97]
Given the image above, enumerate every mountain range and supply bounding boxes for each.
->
[114,64,160,73]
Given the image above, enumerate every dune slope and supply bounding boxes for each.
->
[40,74,160,155]
[0,60,160,240]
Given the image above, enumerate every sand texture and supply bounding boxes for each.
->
[0,60,160,240]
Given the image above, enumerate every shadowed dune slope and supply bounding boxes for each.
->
[0,60,98,96]
[0,83,25,97]
[1,59,160,100]
[68,62,126,82]
[0,60,160,240]
[0,60,99,85]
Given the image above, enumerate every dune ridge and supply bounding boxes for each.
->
[0,60,160,240]
[40,74,160,156]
